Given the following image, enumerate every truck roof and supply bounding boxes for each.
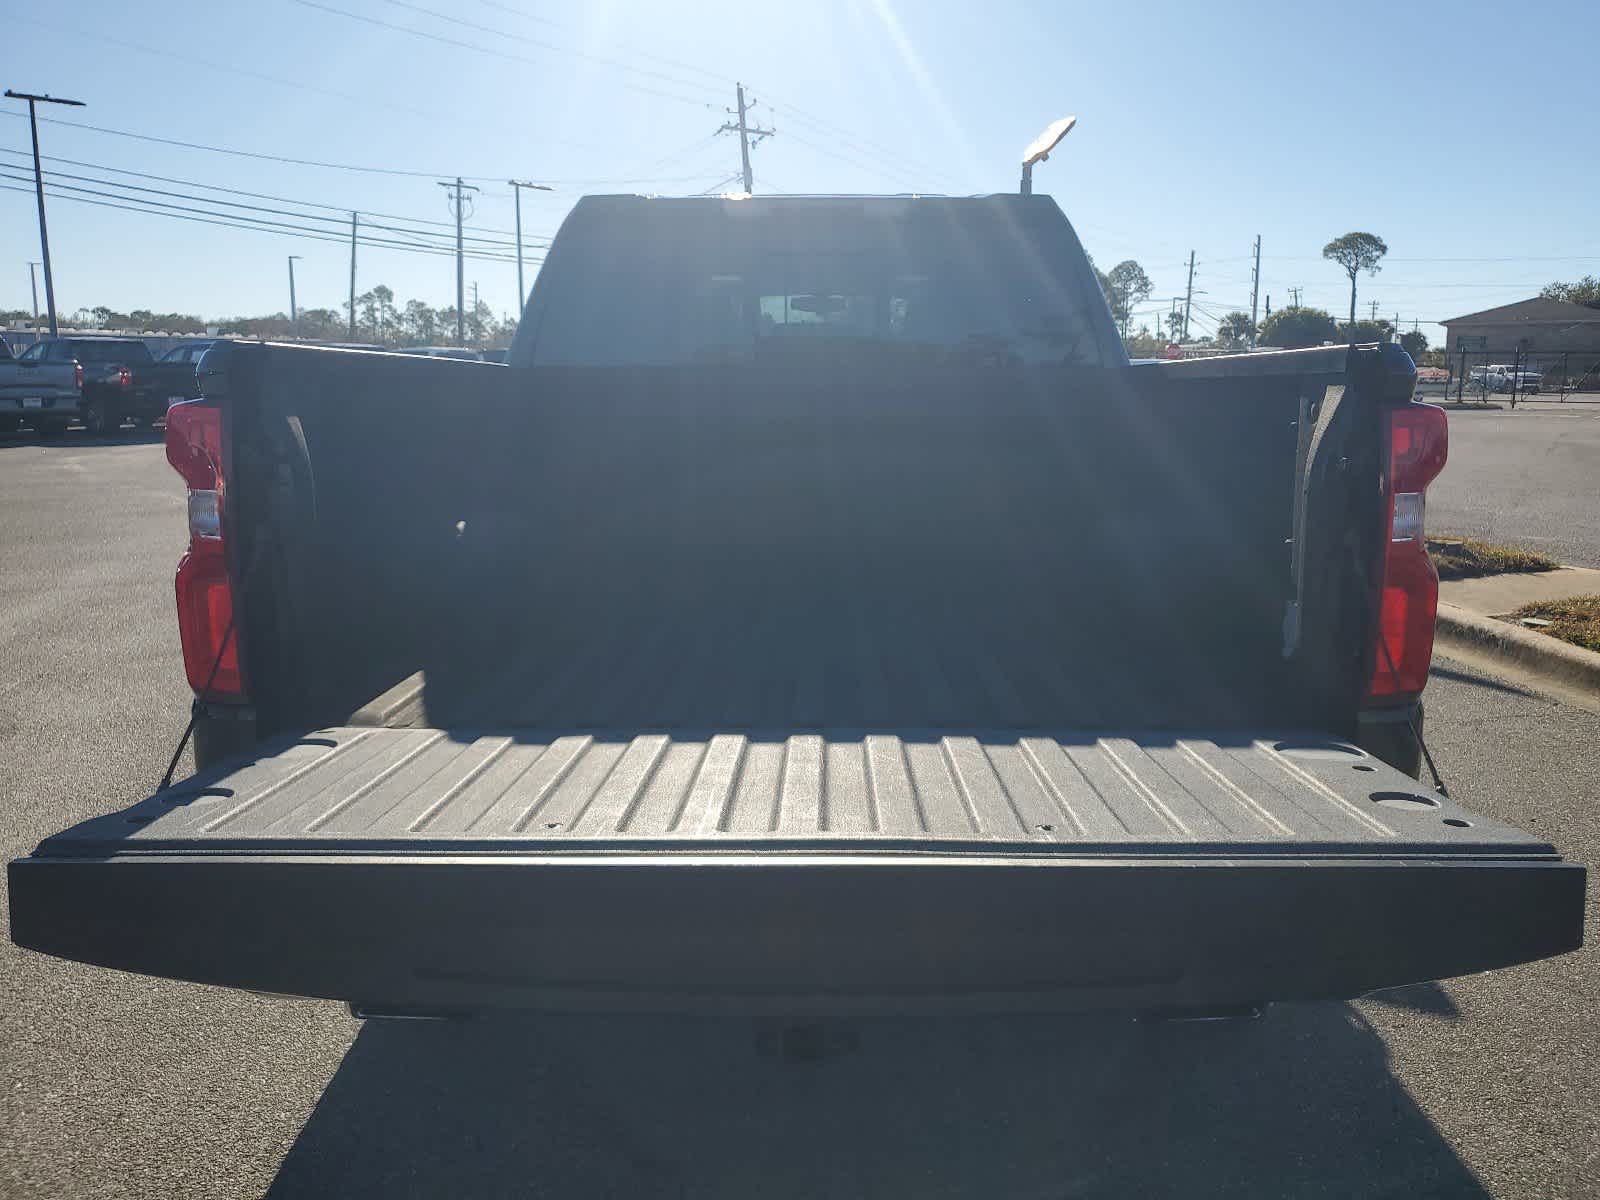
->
[570,192,1045,209]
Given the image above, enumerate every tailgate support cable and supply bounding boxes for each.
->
[1377,630,1450,798]
[157,610,237,793]
[157,532,265,793]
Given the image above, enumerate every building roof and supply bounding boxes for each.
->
[1443,296,1600,326]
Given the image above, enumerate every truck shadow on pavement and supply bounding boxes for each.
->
[267,1000,1484,1199]
[0,428,165,449]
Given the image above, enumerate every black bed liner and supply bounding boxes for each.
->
[10,726,1583,1014]
[25,726,1557,853]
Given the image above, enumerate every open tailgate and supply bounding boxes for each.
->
[8,726,1583,1014]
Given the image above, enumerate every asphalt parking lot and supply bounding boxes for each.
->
[1428,395,1600,568]
[1,433,1596,1198]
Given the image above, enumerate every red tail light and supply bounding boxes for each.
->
[75,363,84,390]
[118,366,132,388]
[1368,403,1448,698]
[166,403,243,697]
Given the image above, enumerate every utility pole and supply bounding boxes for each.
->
[471,280,480,344]
[28,262,40,327]
[507,179,552,311]
[718,83,773,194]
[439,177,479,344]
[1369,299,1380,321]
[7,89,86,337]
[287,255,301,337]
[1182,251,1196,340]
[1265,294,1271,321]
[1248,235,1261,349]
[348,212,358,339]
[1289,286,1302,308]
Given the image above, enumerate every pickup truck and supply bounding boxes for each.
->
[142,339,221,411]
[8,194,1584,1019]
[5,336,161,434]
[0,336,81,433]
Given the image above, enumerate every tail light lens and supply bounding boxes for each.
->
[166,402,243,697]
[175,553,239,694]
[118,366,132,388]
[74,363,83,390]
[1368,403,1448,698]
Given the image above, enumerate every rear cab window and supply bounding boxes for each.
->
[66,340,154,364]
[521,197,1118,369]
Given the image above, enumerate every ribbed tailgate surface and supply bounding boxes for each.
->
[47,727,1548,856]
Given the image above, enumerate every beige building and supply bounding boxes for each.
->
[1442,297,1600,381]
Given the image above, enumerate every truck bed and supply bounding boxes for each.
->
[10,725,1582,1015]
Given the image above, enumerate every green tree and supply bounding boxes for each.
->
[1322,232,1388,329]
[400,299,439,346]
[1103,260,1153,335]
[1123,327,1166,358]
[370,285,395,344]
[1336,319,1394,344]
[1399,329,1429,357]
[1258,305,1338,348]
[1214,311,1257,348]
[1540,275,1600,310]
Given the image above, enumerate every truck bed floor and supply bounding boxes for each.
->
[44,726,1549,856]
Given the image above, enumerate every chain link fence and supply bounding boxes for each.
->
[1435,344,1600,406]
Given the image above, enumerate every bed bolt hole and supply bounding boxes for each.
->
[1036,823,1055,832]
[1442,818,1471,828]
[544,822,561,830]
[1353,764,1375,772]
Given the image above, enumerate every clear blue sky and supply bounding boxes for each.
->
[5,0,1597,344]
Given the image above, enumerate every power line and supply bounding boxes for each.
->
[775,125,930,191]
[0,167,513,258]
[693,174,744,197]
[292,0,720,110]
[758,100,958,188]
[459,0,957,187]
[471,0,733,88]
[5,12,605,157]
[0,154,534,250]
[0,177,531,266]
[0,108,491,180]
[378,0,726,98]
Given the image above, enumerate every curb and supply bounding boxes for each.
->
[1434,602,1600,695]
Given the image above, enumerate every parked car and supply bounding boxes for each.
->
[8,337,160,434]
[9,193,1583,1021]
[143,340,221,411]
[0,337,81,433]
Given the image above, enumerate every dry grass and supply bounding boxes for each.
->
[1428,537,1559,580]
[1510,596,1600,653]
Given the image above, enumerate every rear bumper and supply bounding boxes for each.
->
[1356,701,1423,778]
[8,849,1584,1016]
[4,394,83,421]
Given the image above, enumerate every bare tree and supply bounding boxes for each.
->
[1322,232,1388,330]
